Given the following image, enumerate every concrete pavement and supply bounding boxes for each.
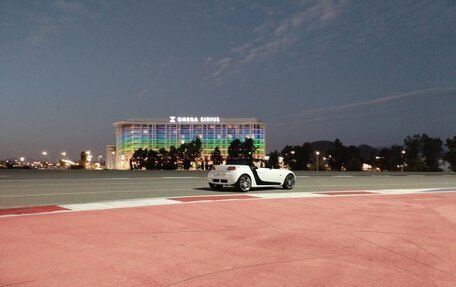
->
[1,191,456,286]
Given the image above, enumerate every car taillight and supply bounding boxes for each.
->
[227,166,236,171]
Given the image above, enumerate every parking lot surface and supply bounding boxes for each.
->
[1,170,455,286]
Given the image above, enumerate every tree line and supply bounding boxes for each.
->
[268,134,456,172]
[128,134,456,172]
[129,138,257,170]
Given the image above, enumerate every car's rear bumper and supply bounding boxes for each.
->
[208,171,238,185]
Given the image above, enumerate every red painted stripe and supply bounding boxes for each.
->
[169,195,258,202]
[318,191,378,196]
[0,205,69,216]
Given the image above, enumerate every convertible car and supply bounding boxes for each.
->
[207,158,295,192]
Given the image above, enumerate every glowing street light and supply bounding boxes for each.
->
[42,151,47,156]
[401,150,406,172]
[315,151,320,171]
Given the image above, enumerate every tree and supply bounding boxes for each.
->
[178,137,202,170]
[267,150,280,169]
[378,145,404,171]
[345,145,362,171]
[280,143,313,170]
[145,149,158,170]
[166,146,179,170]
[445,136,456,172]
[421,134,443,171]
[211,147,224,165]
[228,139,243,159]
[242,138,256,161]
[404,135,423,171]
[157,148,169,170]
[404,134,443,171]
[80,151,88,169]
[327,139,345,171]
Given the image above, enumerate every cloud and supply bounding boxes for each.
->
[204,57,214,65]
[215,0,350,68]
[212,57,232,77]
[137,88,149,98]
[239,0,348,63]
[290,87,456,124]
[25,14,59,46]
[204,1,349,83]
[54,0,83,14]
[53,0,95,18]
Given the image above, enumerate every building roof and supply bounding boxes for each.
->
[113,117,263,126]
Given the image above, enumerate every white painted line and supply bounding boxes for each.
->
[61,198,180,212]
[254,192,328,199]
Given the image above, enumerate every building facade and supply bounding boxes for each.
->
[112,117,265,170]
[105,145,116,170]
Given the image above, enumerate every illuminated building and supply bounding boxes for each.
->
[105,145,116,170]
[112,117,266,170]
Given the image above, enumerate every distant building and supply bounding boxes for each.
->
[111,117,266,170]
[105,145,116,170]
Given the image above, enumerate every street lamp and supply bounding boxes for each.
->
[315,151,320,171]
[42,151,48,168]
[401,150,406,172]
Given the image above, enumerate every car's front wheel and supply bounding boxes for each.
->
[209,183,223,191]
[236,174,252,192]
[282,174,295,190]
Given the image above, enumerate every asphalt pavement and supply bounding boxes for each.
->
[0,169,455,208]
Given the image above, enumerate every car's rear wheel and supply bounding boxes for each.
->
[236,174,251,192]
[209,183,223,190]
[282,174,295,190]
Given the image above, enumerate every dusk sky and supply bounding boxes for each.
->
[1,0,455,161]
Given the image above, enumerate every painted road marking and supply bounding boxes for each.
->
[169,195,258,202]
[0,205,69,216]
[318,191,379,196]
[1,188,455,217]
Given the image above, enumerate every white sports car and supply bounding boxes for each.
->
[207,158,296,192]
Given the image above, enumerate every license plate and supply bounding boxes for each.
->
[214,172,226,177]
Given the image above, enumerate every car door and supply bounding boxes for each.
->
[255,167,282,185]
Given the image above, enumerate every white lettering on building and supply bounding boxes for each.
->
[169,116,221,123]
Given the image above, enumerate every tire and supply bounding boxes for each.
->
[209,183,223,191]
[282,174,295,190]
[236,174,252,192]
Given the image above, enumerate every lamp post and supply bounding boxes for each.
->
[42,151,48,168]
[315,151,320,171]
[401,150,406,172]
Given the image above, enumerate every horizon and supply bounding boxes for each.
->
[1,134,452,163]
